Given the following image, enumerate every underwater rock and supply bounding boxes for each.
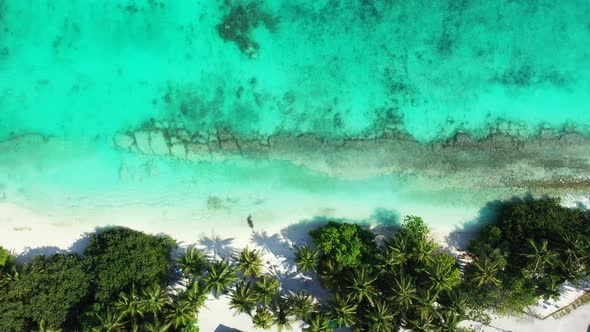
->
[113,133,134,149]
[149,131,169,155]
[134,131,152,154]
[170,143,187,159]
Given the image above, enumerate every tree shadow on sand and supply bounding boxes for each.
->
[198,235,237,260]
[445,196,534,250]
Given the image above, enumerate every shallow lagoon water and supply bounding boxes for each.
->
[1,0,590,233]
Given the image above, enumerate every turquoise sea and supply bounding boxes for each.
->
[1,0,590,232]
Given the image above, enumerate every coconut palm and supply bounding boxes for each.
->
[143,319,172,332]
[114,284,143,329]
[185,279,210,310]
[326,292,357,327]
[93,307,127,332]
[412,238,437,266]
[407,308,436,332]
[347,267,378,306]
[295,246,320,273]
[252,306,274,329]
[368,300,397,332]
[303,312,332,332]
[376,238,408,273]
[288,291,317,320]
[141,284,169,318]
[271,297,294,331]
[389,273,415,310]
[236,247,263,278]
[255,275,280,305]
[229,281,258,315]
[439,309,464,332]
[523,239,559,274]
[165,299,196,329]
[317,259,341,291]
[177,246,208,279]
[204,259,238,296]
[426,254,461,294]
[470,257,502,288]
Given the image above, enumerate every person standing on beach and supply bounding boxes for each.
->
[247,214,254,229]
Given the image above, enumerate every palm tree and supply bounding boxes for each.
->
[185,279,210,310]
[376,242,407,273]
[389,273,415,310]
[177,246,208,279]
[114,284,143,329]
[368,300,397,332]
[407,308,436,332]
[303,312,332,332]
[347,267,378,306]
[204,259,238,296]
[412,238,437,266]
[141,284,169,319]
[255,275,280,305]
[288,291,316,320]
[523,239,559,274]
[236,247,263,278]
[295,246,320,273]
[271,297,294,331]
[38,319,63,332]
[439,309,464,332]
[165,299,196,329]
[470,257,502,288]
[93,307,127,332]
[326,292,357,327]
[143,319,172,332]
[252,306,274,329]
[426,255,461,294]
[317,259,341,291]
[229,281,258,315]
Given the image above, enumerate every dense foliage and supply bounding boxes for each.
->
[309,221,375,268]
[0,254,89,331]
[84,227,176,302]
[467,197,590,313]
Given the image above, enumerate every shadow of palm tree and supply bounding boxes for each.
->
[199,235,237,260]
[251,231,291,257]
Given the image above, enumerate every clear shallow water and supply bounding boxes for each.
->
[0,1,589,230]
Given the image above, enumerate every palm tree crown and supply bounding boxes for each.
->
[235,247,263,278]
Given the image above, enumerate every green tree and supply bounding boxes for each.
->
[523,239,559,275]
[317,259,342,291]
[184,280,210,311]
[368,300,396,332]
[326,293,357,327]
[229,282,257,315]
[252,306,274,329]
[295,246,320,273]
[165,299,196,329]
[389,273,415,311]
[141,284,169,318]
[309,222,375,268]
[114,284,143,329]
[346,267,378,306]
[236,247,263,278]
[288,291,316,321]
[93,307,127,332]
[177,247,208,279]
[469,257,502,288]
[204,260,237,296]
[270,297,293,331]
[84,227,175,303]
[425,253,461,293]
[303,312,332,332]
[255,275,280,305]
[0,254,90,331]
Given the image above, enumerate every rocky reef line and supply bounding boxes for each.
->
[112,121,590,193]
